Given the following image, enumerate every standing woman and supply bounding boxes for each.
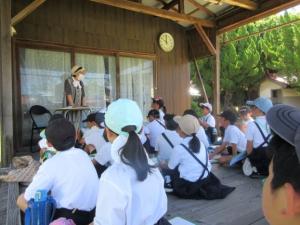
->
[64,65,86,107]
[64,65,87,130]
[93,99,169,225]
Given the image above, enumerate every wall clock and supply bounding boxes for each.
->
[159,32,174,52]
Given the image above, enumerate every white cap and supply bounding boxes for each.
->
[200,103,212,112]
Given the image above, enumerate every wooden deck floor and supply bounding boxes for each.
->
[0,165,268,225]
[166,165,269,225]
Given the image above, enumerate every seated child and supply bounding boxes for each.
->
[238,106,253,134]
[183,109,209,149]
[92,129,112,177]
[245,97,273,176]
[210,110,247,165]
[17,118,99,225]
[39,114,65,163]
[263,104,300,225]
[145,109,166,154]
[167,114,235,199]
[82,112,106,159]
[155,114,182,168]
[93,99,169,225]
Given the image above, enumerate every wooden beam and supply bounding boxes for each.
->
[217,0,300,34]
[178,0,185,14]
[222,18,300,46]
[213,35,221,115]
[204,0,257,10]
[90,0,215,27]
[11,0,46,26]
[194,24,216,55]
[0,0,13,167]
[187,0,215,17]
[156,0,178,12]
[187,8,199,15]
[162,0,179,10]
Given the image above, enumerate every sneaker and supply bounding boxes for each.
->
[164,182,173,193]
[243,158,253,176]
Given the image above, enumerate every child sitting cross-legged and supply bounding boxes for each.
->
[17,118,99,225]
[167,114,235,199]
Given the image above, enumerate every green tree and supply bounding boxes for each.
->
[191,12,300,108]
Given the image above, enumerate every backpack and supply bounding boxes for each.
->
[25,190,56,225]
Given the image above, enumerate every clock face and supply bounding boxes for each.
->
[159,32,174,52]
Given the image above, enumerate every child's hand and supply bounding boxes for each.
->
[85,144,96,154]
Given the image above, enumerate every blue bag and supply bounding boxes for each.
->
[25,190,56,225]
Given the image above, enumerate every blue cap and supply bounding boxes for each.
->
[105,99,143,136]
[246,97,273,114]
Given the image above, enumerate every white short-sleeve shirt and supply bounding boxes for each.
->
[168,137,211,182]
[145,120,166,148]
[246,116,271,148]
[201,113,216,128]
[94,142,113,166]
[155,130,182,162]
[84,126,106,152]
[159,109,165,125]
[24,148,99,210]
[223,125,247,152]
[94,163,167,225]
[196,126,209,149]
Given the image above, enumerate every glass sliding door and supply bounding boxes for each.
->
[119,57,154,116]
[75,53,116,108]
[19,48,71,145]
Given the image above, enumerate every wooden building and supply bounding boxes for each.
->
[1,0,299,166]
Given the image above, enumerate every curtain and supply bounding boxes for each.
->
[120,57,154,116]
[75,53,116,108]
[19,48,71,144]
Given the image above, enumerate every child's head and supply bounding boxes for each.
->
[83,113,97,128]
[151,97,164,110]
[200,103,212,115]
[45,118,76,151]
[247,97,273,117]
[163,114,178,131]
[174,114,200,153]
[147,109,160,122]
[263,104,300,225]
[218,110,237,127]
[105,99,152,181]
[239,106,251,121]
[183,109,198,119]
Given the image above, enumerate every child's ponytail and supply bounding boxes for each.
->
[119,125,153,181]
[189,133,200,153]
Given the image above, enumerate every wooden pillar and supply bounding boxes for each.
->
[0,0,13,167]
[212,35,220,115]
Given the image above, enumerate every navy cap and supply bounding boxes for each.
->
[266,104,300,162]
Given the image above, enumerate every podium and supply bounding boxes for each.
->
[54,106,93,131]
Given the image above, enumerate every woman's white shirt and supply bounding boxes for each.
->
[168,137,211,182]
[24,148,99,210]
[94,135,168,225]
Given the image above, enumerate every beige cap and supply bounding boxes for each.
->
[71,65,86,76]
[173,114,200,135]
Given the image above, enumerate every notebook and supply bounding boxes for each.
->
[169,217,195,225]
